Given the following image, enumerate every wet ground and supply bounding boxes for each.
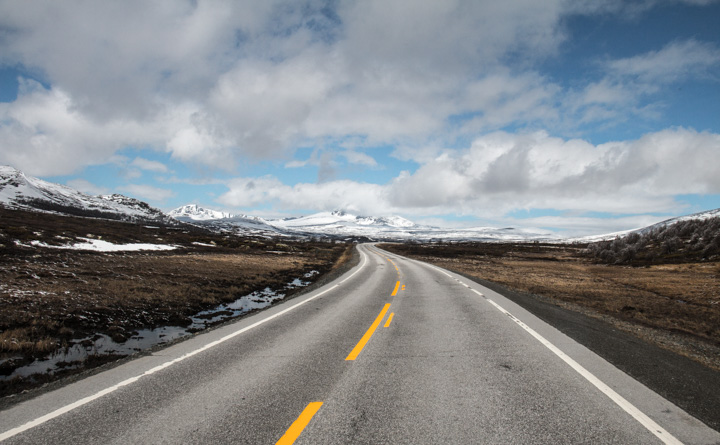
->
[2,271,319,382]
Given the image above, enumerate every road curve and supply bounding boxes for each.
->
[0,244,718,444]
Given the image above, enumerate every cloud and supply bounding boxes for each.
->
[0,0,717,236]
[341,150,378,167]
[3,0,709,175]
[218,176,388,214]
[208,50,341,158]
[0,79,157,176]
[608,39,720,85]
[66,179,109,196]
[219,128,720,223]
[389,128,720,215]
[0,0,574,173]
[130,157,169,173]
[564,0,719,17]
[555,38,720,130]
[119,184,174,202]
[0,1,280,119]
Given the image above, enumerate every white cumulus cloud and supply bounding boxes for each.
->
[120,184,174,203]
[218,127,720,222]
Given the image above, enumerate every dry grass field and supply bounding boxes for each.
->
[0,248,346,353]
[380,242,720,370]
[0,207,351,394]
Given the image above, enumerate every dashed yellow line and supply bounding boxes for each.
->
[276,402,323,445]
[384,313,395,327]
[385,257,400,275]
[345,303,391,361]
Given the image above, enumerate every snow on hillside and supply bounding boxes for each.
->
[663,208,720,224]
[167,203,285,237]
[168,204,237,221]
[267,210,415,230]
[11,166,713,244]
[0,165,173,223]
[167,205,558,241]
[571,208,720,243]
[265,210,556,241]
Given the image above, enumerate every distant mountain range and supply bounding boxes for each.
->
[170,205,559,242]
[2,165,717,243]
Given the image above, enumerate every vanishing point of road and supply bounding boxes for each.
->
[1,244,718,444]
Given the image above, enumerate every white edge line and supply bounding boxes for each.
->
[480,292,682,444]
[421,261,682,445]
[427,264,453,278]
[0,249,369,442]
[339,248,367,284]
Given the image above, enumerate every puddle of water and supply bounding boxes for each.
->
[2,272,319,381]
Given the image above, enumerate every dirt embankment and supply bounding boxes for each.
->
[380,242,720,371]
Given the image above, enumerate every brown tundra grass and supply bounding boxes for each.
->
[0,246,349,362]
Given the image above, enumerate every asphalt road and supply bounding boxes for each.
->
[1,244,718,444]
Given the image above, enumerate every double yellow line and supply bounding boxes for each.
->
[345,302,392,361]
[346,280,400,361]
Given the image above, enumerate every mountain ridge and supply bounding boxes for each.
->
[572,208,720,243]
[0,165,175,225]
[167,203,558,242]
[3,166,717,242]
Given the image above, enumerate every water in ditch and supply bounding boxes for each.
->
[1,271,319,381]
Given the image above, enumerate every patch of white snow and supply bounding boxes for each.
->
[27,238,178,252]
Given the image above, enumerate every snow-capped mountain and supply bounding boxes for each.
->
[265,210,556,241]
[168,204,238,221]
[652,208,720,225]
[15,165,714,244]
[167,203,286,237]
[0,166,174,224]
[270,210,415,230]
[168,206,557,242]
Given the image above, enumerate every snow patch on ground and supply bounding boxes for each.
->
[22,238,178,252]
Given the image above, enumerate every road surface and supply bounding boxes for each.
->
[1,244,718,444]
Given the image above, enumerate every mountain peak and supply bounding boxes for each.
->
[0,166,171,223]
[168,204,235,221]
[0,165,23,177]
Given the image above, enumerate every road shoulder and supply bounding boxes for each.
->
[453,270,720,433]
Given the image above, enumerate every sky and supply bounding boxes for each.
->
[0,0,719,236]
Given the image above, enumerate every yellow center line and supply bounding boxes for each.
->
[391,281,400,296]
[276,402,323,445]
[384,312,395,328]
[345,303,391,361]
[385,258,400,274]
